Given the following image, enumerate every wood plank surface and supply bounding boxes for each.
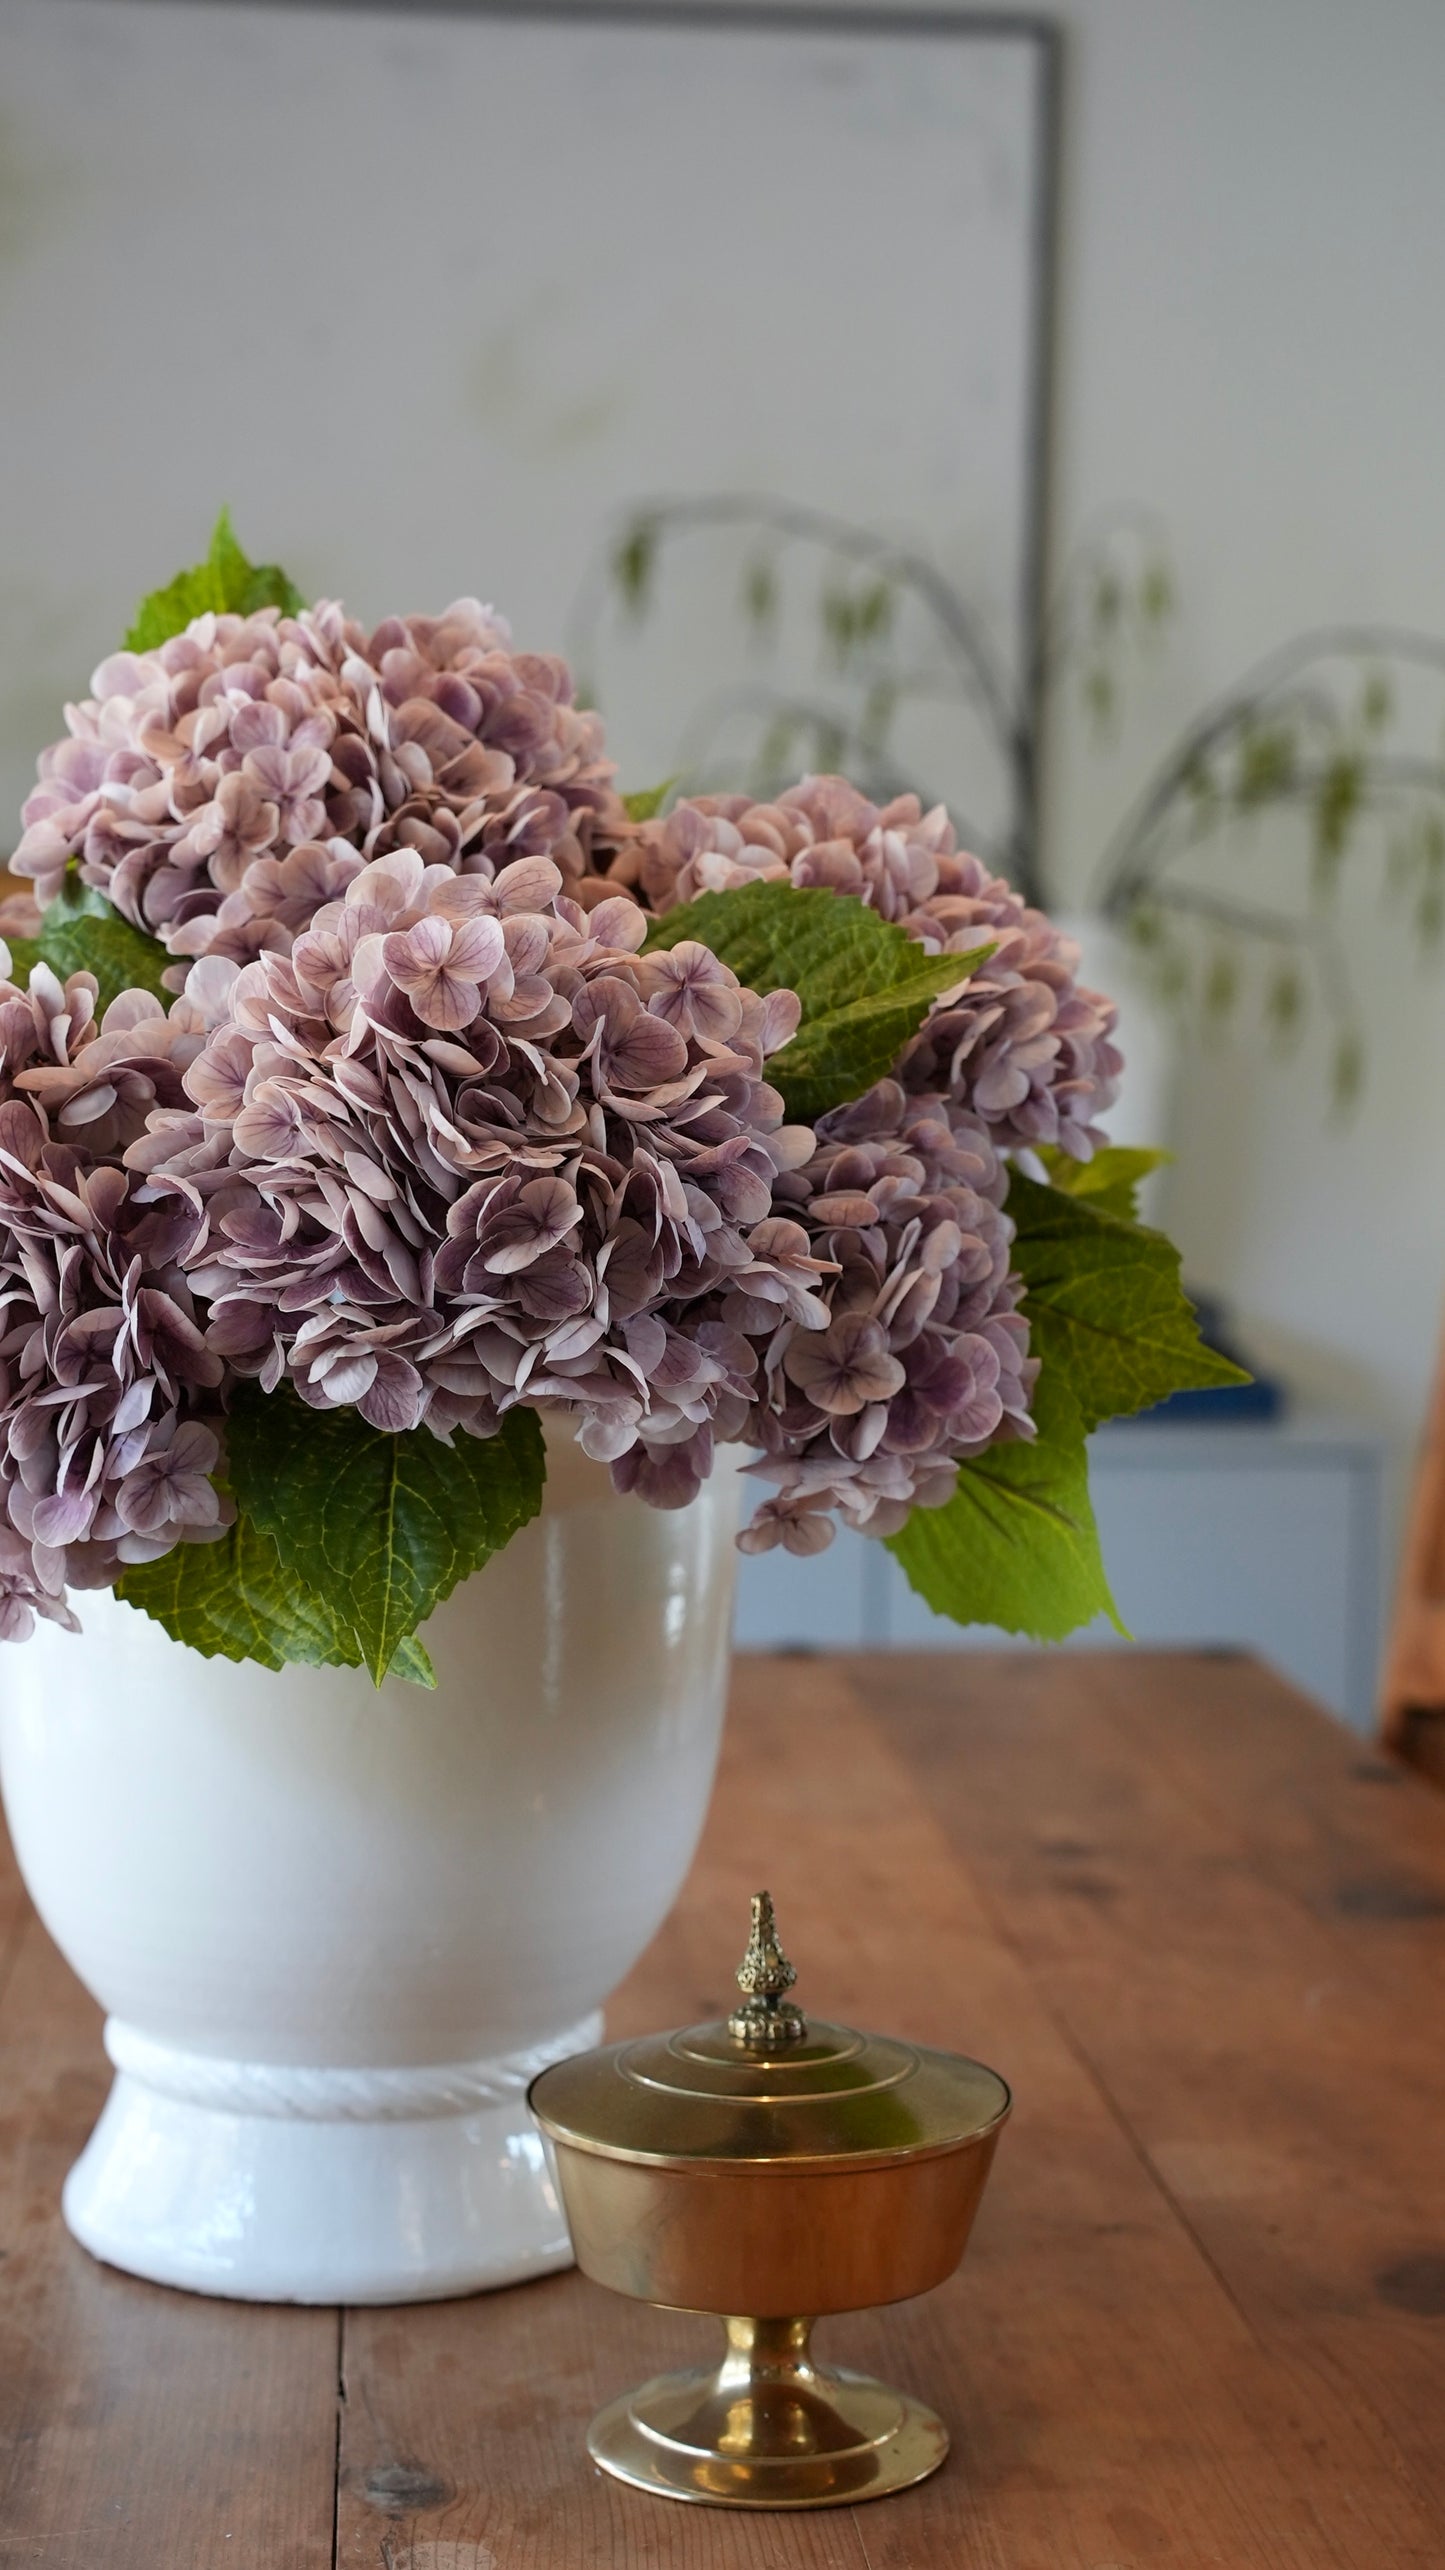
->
[1,1649,1443,2568]
[0,1914,339,2562]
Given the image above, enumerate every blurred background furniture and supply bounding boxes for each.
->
[1381,1344,1445,1780]
[737,1411,1387,1731]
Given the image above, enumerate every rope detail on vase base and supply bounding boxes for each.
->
[102,2011,605,2123]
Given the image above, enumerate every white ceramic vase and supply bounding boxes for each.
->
[0,1436,740,2304]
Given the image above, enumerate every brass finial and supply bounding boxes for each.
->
[728,1890,807,2048]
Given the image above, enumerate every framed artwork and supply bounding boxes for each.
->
[0,1,1058,858]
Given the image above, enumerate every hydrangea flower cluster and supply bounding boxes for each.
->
[607,776,1121,1159]
[1,573,1135,1649]
[0,959,230,1637]
[737,1079,1035,1555]
[14,599,621,973]
[128,850,822,1512]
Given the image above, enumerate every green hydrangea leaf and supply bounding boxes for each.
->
[771,956,991,1123]
[119,1505,444,1689]
[643,880,991,1120]
[886,1365,1124,1641]
[124,508,306,654]
[641,878,971,1021]
[1009,1169,1249,1430]
[5,863,170,1014]
[43,867,113,925]
[388,1636,438,1688]
[1035,1142,1170,1224]
[116,1511,368,1675]
[227,1386,546,1684]
[622,780,675,822]
[27,909,168,1017]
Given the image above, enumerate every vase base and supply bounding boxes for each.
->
[63,2013,602,2303]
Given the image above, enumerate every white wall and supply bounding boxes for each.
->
[1037,0,1445,1572]
[0,1,1044,850]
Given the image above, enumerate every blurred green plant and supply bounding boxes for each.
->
[573,491,1092,908]
[1096,628,1445,1104]
[573,494,1445,1102]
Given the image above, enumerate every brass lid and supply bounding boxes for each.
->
[529,1891,1010,2172]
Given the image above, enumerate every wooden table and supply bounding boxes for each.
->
[2,1650,1444,2567]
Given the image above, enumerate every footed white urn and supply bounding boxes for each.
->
[0,1435,740,2303]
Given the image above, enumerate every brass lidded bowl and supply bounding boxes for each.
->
[529,1892,1010,2511]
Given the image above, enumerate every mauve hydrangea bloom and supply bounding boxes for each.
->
[9,972,224,1161]
[0,1123,226,1594]
[612,776,1121,1159]
[0,573,1145,1626]
[734,1079,1035,1554]
[128,849,825,1500]
[0,1526,80,1641]
[0,951,233,1619]
[14,599,623,973]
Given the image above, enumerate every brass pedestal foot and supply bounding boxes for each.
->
[586,2315,948,2510]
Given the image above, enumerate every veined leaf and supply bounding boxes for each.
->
[118,1504,442,1689]
[5,867,171,1013]
[117,1512,369,1673]
[1009,1169,1249,1429]
[622,780,675,822]
[125,508,305,654]
[228,1386,546,1685]
[772,955,989,1123]
[388,1636,438,1687]
[886,1365,1123,1642]
[1035,1142,1171,1225]
[42,869,112,925]
[643,880,991,1120]
[7,899,171,1015]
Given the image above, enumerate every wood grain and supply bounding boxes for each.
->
[1,1648,1443,2567]
[0,1912,339,2563]
[856,1649,1445,2554]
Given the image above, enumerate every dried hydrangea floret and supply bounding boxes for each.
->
[735,1078,1036,1554]
[2,578,1135,1644]
[128,851,826,1507]
[14,600,625,973]
[0,1108,228,1599]
[614,776,1121,1160]
[0,1525,80,1642]
[0,947,237,1624]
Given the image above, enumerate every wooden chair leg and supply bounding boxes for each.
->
[1381,1342,1445,1777]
